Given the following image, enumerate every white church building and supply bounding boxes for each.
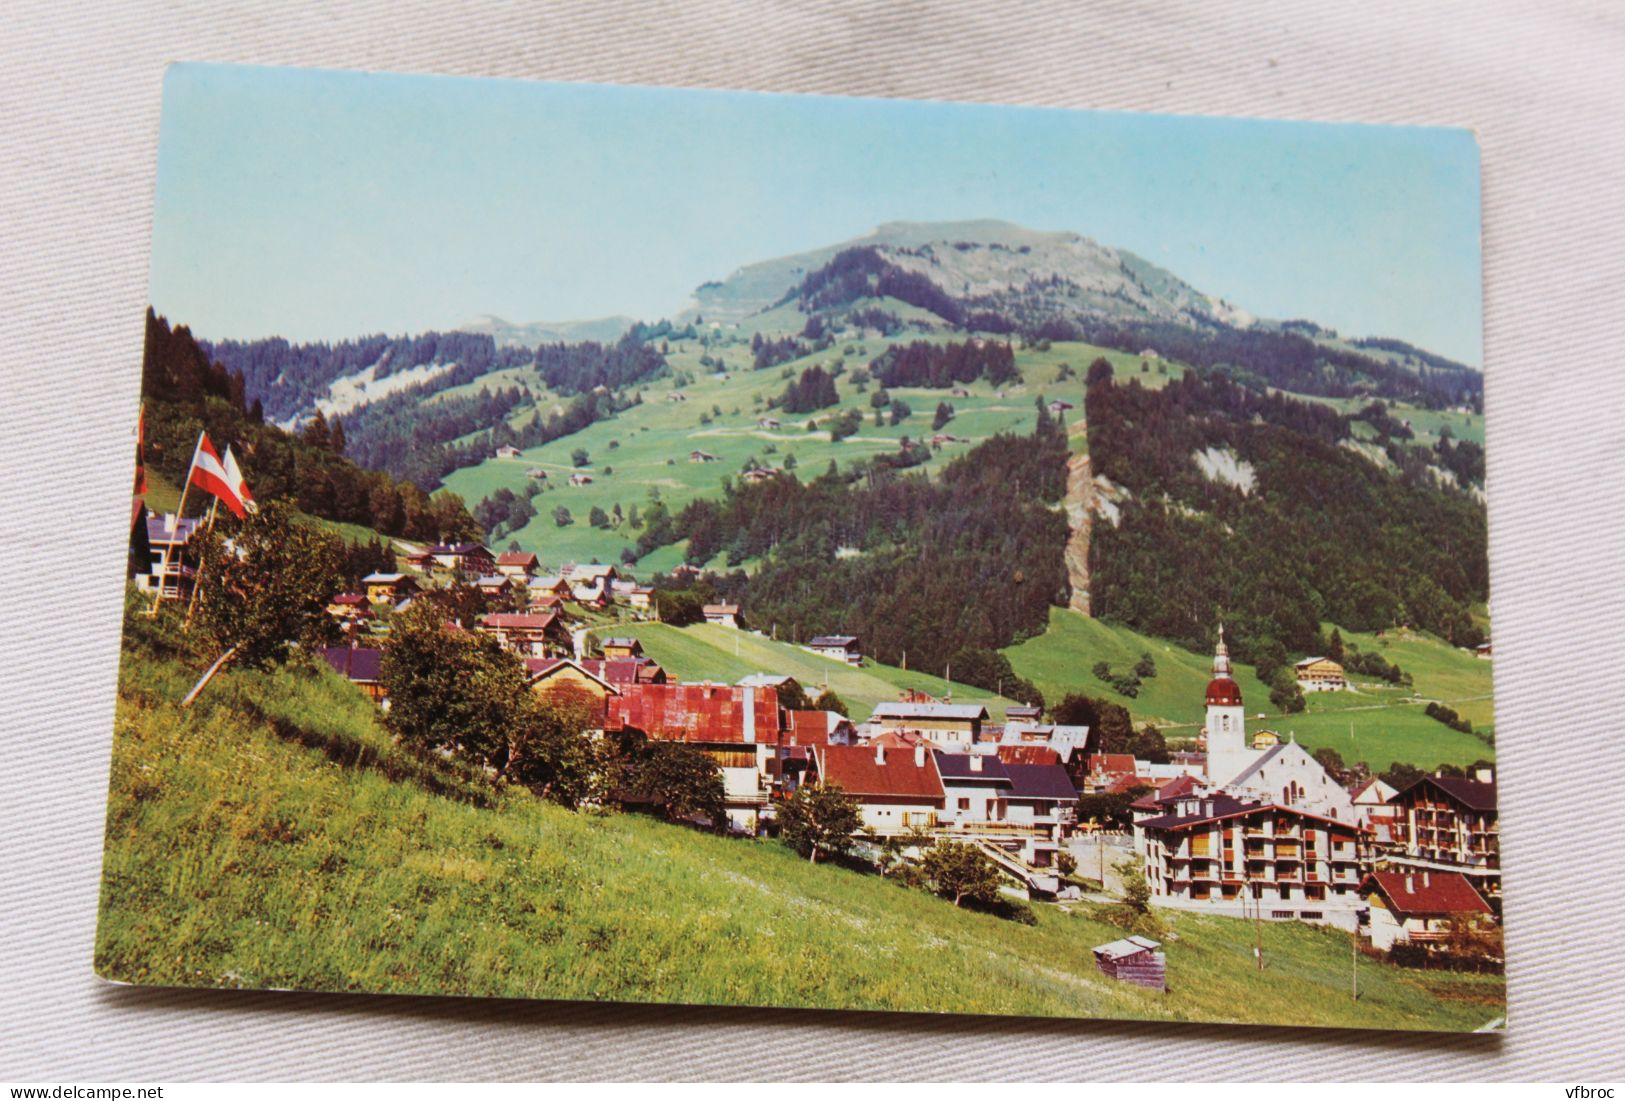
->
[1132,627,1370,930]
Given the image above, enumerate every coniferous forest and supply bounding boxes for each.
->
[639,408,1072,687]
[140,309,481,545]
[1086,372,1488,660]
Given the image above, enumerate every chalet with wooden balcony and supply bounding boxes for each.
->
[806,634,862,665]
[495,551,539,580]
[136,512,203,600]
[361,572,419,604]
[1380,771,1500,901]
[478,611,568,657]
[1135,792,1371,930]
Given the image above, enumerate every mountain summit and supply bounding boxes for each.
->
[683,219,1249,331]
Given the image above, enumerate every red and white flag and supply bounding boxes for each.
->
[187,432,250,519]
[222,445,257,514]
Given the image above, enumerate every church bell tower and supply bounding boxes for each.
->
[1204,624,1249,782]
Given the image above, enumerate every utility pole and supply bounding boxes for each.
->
[1351,930,1359,1002]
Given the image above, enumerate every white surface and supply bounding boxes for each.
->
[3,0,1624,1082]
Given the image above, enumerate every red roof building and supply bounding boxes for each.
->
[1361,869,1493,951]
[783,709,857,746]
[810,743,944,833]
[606,682,782,746]
[996,745,1062,767]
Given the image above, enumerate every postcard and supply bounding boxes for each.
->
[98,63,1501,1031]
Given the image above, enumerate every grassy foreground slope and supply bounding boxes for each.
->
[97,616,1502,1028]
[587,622,1021,717]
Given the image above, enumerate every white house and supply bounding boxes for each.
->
[1361,870,1493,951]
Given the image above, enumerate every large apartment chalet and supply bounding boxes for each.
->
[1380,771,1500,902]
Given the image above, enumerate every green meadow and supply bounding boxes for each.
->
[587,621,1021,718]
[96,610,1503,1029]
[441,337,1139,568]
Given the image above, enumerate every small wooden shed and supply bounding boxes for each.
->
[1092,935,1166,991]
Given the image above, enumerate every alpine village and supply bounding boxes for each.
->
[101,221,1503,1029]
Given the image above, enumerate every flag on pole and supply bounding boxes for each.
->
[188,432,250,519]
[222,446,257,514]
[133,405,147,497]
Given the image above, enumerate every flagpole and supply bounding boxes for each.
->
[182,497,220,630]
[148,430,202,617]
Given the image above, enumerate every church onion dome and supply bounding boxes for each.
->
[1205,677,1243,706]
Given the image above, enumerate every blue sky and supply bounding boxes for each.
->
[150,64,1483,366]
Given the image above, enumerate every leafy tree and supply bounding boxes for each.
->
[1267,667,1306,713]
[1053,693,1134,753]
[301,409,332,451]
[1056,851,1078,877]
[571,447,590,468]
[1312,747,1347,776]
[779,783,862,863]
[1086,356,1115,387]
[506,686,609,808]
[1076,786,1153,831]
[1380,761,1426,792]
[381,602,529,768]
[1133,651,1157,678]
[192,500,344,669]
[588,505,610,529]
[888,397,911,426]
[922,842,1002,907]
[631,743,726,829]
[811,688,849,717]
[1127,725,1170,764]
[775,679,812,712]
[553,506,573,527]
[428,490,482,543]
[932,402,955,431]
[1442,913,1504,968]
[1115,854,1151,914]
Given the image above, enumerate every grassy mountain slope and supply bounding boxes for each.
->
[1002,608,1274,726]
[96,618,1502,1028]
[587,622,1022,717]
[443,335,1141,567]
[1003,608,1494,771]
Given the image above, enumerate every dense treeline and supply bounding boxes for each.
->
[202,330,532,422]
[1048,317,1481,411]
[644,410,1071,675]
[140,309,480,544]
[532,332,668,395]
[1086,373,1488,656]
[205,324,666,489]
[776,365,840,414]
[750,333,812,370]
[870,339,1019,389]
[340,384,530,487]
[786,247,965,325]
[338,354,644,490]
